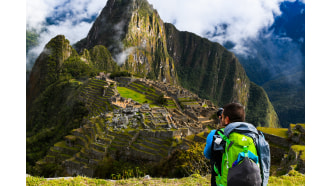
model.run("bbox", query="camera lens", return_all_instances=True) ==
[217,108,223,117]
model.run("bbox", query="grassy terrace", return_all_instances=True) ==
[130,145,158,157]
[164,98,177,109]
[128,82,158,96]
[257,127,289,139]
[138,135,173,146]
[130,82,157,95]
[79,78,115,117]
[137,138,170,150]
[178,97,199,107]
[178,97,197,102]
[117,86,157,107]
[54,141,80,151]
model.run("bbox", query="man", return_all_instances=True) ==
[204,103,270,186]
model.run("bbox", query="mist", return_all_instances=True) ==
[26,0,107,71]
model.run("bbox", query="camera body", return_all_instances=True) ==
[216,108,223,118]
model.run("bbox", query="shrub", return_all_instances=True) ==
[151,142,210,178]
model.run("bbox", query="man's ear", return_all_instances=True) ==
[225,116,230,125]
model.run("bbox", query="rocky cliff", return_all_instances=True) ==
[75,0,177,84]
[165,23,279,127]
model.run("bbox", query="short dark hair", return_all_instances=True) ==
[223,102,245,122]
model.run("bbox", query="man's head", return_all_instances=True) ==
[221,102,245,126]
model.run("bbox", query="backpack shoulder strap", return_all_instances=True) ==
[216,128,230,144]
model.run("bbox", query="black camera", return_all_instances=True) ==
[216,108,223,117]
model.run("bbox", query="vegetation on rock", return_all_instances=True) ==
[89,45,120,73]
[26,29,39,54]
[164,23,278,127]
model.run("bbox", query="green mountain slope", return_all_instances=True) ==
[263,72,305,127]
[164,23,279,127]
[26,36,119,173]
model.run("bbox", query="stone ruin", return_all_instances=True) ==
[38,76,222,177]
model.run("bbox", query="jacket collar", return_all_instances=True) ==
[224,122,258,136]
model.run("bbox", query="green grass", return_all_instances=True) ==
[185,134,195,142]
[27,173,304,186]
[196,132,206,139]
[291,145,305,161]
[257,127,288,138]
[117,86,157,106]
[268,170,305,185]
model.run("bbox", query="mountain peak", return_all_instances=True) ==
[27,35,75,109]
[75,0,177,84]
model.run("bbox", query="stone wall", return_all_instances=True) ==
[288,124,305,145]
[263,133,291,148]
[270,146,288,165]
[139,129,177,138]
[278,146,305,174]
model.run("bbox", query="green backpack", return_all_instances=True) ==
[213,129,262,186]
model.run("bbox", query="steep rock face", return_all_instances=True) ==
[75,0,177,84]
[165,23,279,127]
[27,35,75,109]
[89,45,120,73]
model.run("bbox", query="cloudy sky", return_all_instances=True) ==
[150,0,300,53]
[26,0,305,61]
[26,0,108,67]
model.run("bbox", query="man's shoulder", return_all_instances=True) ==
[208,129,216,136]
[224,122,257,135]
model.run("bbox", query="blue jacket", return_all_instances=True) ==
[203,129,216,159]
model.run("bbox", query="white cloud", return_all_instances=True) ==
[148,0,299,54]
[26,0,107,69]
[114,47,135,65]
[26,0,66,29]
